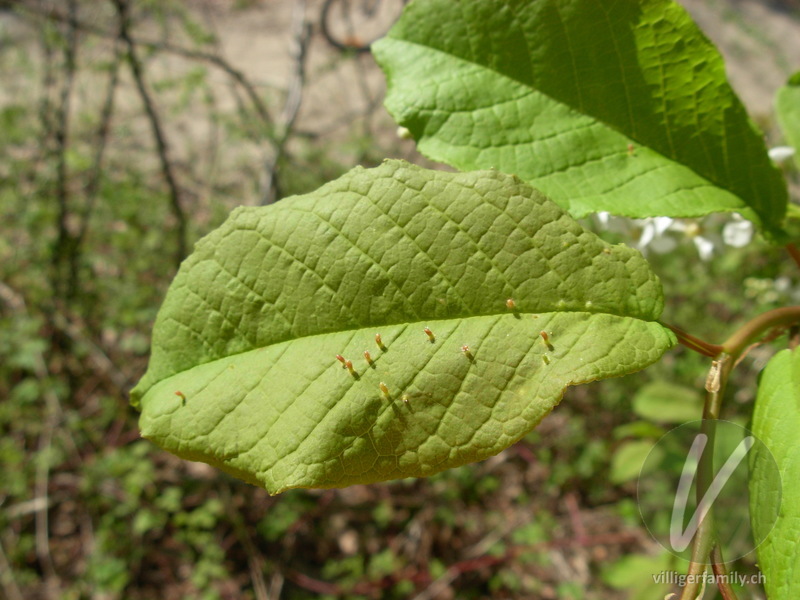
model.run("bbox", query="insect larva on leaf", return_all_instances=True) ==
[375,333,386,351]
[507,297,521,318]
[344,359,358,378]
[540,331,554,351]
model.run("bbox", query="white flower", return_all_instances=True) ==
[692,234,715,261]
[637,217,716,260]
[722,213,754,248]
[599,212,754,261]
[768,145,796,163]
[638,217,674,249]
[594,211,633,234]
[673,221,716,260]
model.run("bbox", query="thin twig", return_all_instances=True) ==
[50,0,79,300]
[112,0,187,266]
[34,395,59,599]
[73,39,123,279]
[16,2,273,127]
[268,571,285,600]
[349,48,385,148]
[261,0,311,205]
[711,545,740,600]
[0,535,25,600]
[33,3,57,183]
[219,483,270,600]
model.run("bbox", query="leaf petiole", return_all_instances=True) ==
[661,322,723,357]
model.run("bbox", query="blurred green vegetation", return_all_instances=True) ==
[1,1,798,599]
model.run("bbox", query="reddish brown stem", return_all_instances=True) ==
[787,243,800,269]
[661,322,724,357]
[711,545,739,600]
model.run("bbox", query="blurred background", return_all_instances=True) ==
[1,0,799,598]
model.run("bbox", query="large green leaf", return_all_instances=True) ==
[776,72,800,170]
[131,160,674,494]
[750,348,798,599]
[632,380,701,424]
[373,0,787,237]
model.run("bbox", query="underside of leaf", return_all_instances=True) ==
[132,160,674,494]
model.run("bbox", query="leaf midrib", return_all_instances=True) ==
[147,307,660,394]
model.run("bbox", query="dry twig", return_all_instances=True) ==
[73,39,123,269]
[0,534,25,600]
[260,0,311,205]
[112,0,187,266]
[15,2,273,127]
[50,0,79,300]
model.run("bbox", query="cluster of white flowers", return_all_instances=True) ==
[594,212,753,261]
[592,144,797,260]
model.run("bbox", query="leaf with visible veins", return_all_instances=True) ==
[132,160,674,494]
[373,0,787,238]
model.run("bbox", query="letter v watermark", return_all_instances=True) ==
[670,432,756,552]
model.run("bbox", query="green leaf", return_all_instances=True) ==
[632,380,702,424]
[750,348,797,600]
[775,72,800,170]
[373,0,787,237]
[602,551,675,600]
[610,439,659,484]
[131,160,674,494]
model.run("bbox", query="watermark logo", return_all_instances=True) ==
[652,571,765,587]
[637,420,781,562]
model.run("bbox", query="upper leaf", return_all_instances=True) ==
[373,0,787,237]
[131,160,674,494]
[750,348,798,600]
[776,71,800,170]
